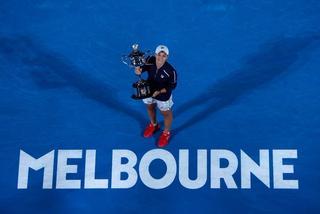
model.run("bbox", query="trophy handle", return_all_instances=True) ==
[121,55,131,66]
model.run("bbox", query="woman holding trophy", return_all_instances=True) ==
[135,45,177,147]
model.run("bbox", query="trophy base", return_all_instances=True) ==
[131,79,153,100]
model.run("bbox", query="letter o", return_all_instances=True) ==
[139,149,177,189]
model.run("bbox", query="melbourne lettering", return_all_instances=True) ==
[17,149,299,189]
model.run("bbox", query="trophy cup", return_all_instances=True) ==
[122,44,153,99]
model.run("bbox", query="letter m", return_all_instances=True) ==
[17,150,54,189]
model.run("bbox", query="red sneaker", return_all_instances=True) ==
[143,123,160,138]
[157,131,171,147]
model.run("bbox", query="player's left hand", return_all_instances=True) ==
[152,91,161,97]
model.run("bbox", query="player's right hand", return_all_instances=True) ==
[135,67,142,75]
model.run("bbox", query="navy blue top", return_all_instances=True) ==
[141,56,177,101]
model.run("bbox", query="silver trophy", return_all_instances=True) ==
[122,44,153,99]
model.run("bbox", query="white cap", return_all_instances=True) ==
[155,45,169,56]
